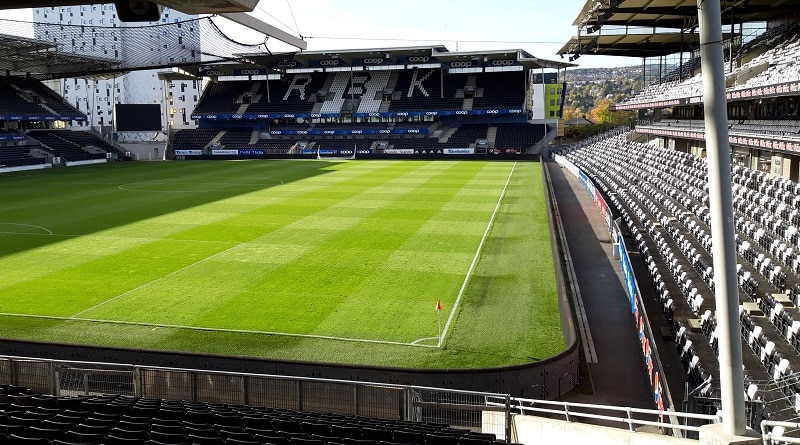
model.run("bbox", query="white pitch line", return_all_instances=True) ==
[0,312,438,348]
[118,178,285,193]
[438,161,517,347]
[411,336,439,345]
[0,223,53,235]
[69,242,246,319]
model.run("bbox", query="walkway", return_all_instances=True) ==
[546,160,686,410]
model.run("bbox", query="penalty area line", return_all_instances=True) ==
[0,312,438,349]
[438,161,517,348]
[0,223,54,235]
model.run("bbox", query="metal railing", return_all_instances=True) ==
[0,354,726,440]
[0,355,511,439]
[762,420,800,444]
[489,397,721,438]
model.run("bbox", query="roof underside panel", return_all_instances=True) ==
[563,0,800,57]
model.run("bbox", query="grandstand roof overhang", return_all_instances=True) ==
[572,0,800,30]
[561,0,800,58]
[434,49,575,70]
[558,30,735,58]
[0,33,122,78]
[194,46,574,76]
[157,68,201,81]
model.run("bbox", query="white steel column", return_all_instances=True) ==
[698,0,746,435]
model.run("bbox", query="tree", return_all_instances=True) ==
[590,98,614,124]
[590,97,634,128]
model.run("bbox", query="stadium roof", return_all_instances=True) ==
[560,0,800,58]
[201,45,574,76]
[558,30,736,59]
[0,33,122,77]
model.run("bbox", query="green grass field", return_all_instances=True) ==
[0,159,562,369]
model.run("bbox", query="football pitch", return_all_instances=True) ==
[0,159,562,369]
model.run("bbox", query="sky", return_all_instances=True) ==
[1,1,638,69]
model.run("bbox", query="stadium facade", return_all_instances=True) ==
[32,3,201,142]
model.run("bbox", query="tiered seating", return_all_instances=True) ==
[194,81,250,115]
[28,130,108,161]
[0,145,45,167]
[7,77,84,118]
[172,129,222,151]
[493,125,546,151]
[389,70,463,111]
[0,76,84,120]
[471,72,525,109]
[52,131,118,153]
[620,21,800,107]
[561,133,800,416]
[218,129,254,148]
[617,76,703,106]
[320,72,351,114]
[355,71,391,113]
[442,125,487,148]
[250,139,295,152]
[246,74,326,115]
[0,387,503,445]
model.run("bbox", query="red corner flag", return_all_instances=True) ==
[436,300,442,311]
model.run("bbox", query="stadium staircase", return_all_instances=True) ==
[378,72,399,113]
[205,131,226,149]
[438,127,457,143]
[486,127,498,149]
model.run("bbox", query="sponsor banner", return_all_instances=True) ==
[0,134,25,141]
[553,154,581,178]
[199,68,228,77]
[618,234,637,313]
[234,68,267,76]
[447,60,479,69]
[309,58,345,68]
[211,149,238,155]
[174,149,202,155]
[390,128,428,134]
[398,55,434,65]
[356,149,372,154]
[594,188,612,229]
[444,148,474,155]
[301,149,316,155]
[270,128,432,136]
[483,58,518,68]
[0,114,78,121]
[383,149,414,155]
[193,108,527,121]
[353,57,392,67]
[238,149,265,155]
[313,148,362,156]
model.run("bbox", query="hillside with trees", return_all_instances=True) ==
[560,65,643,138]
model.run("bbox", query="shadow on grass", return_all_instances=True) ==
[0,160,341,259]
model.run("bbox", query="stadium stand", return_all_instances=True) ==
[618,21,800,109]
[28,130,111,162]
[181,64,548,158]
[557,132,800,422]
[0,77,84,121]
[0,385,507,445]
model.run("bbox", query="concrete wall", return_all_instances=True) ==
[513,415,696,445]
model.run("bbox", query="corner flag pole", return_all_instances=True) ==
[436,299,443,347]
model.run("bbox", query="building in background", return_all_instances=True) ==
[33,4,201,142]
